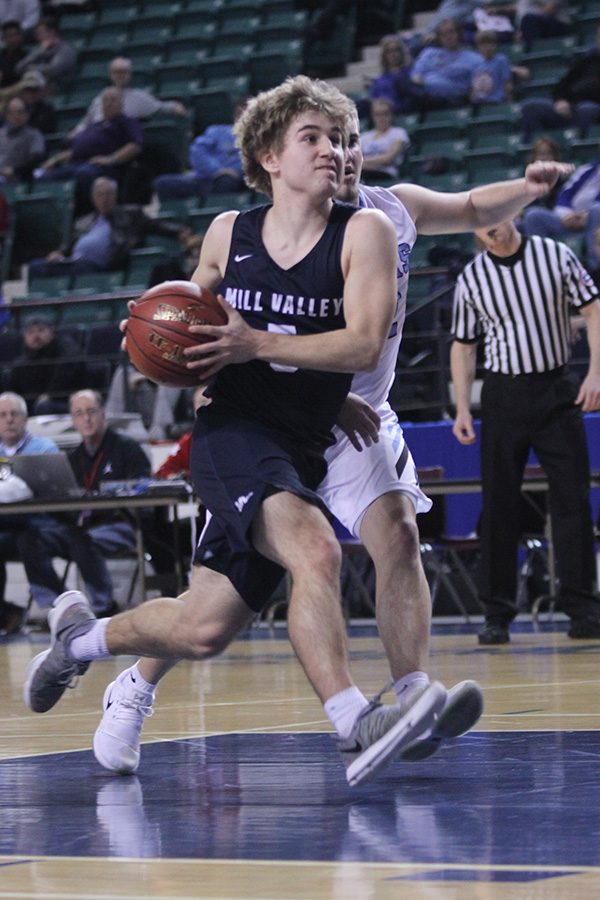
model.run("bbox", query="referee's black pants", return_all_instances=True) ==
[479,367,599,626]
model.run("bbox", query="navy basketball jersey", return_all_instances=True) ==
[211,202,357,451]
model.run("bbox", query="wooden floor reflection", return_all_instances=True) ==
[2,619,600,899]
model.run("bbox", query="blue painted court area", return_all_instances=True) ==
[2,731,600,868]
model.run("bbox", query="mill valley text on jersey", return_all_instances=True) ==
[208,203,359,453]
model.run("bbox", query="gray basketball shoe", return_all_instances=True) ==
[399,680,484,762]
[338,680,447,787]
[93,667,155,774]
[24,591,96,713]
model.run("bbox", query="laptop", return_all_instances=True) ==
[12,452,84,499]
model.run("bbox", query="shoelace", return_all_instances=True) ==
[111,692,154,723]
[361,679,395,716]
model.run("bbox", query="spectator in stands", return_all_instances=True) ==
[408,19,482,109]
[6,313,88,414]
[521,154,600,268]
[470,30,529,104]
[0,94,44,182]
[0,1,39,35]
[424,0,482,39]
[14,14,76,90]
[153,101,246,201]
[25,388,152,617]
[360,98,409,181]
[28,176,190,278]
[0,19,26,87]
[364,34,415,116]
[72,56,187,136]
[516,0,571,51]
[34,88,143,210]
[0,389,59,636]
[521,24,600,140]
[18,68,56,133]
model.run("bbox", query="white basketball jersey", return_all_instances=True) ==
[354,185,417,410]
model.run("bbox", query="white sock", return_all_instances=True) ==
[128,662,157,693]
[394,671,430,705]
[70,619,111,661]
[324,686,369,739]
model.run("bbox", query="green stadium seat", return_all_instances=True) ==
[202,190,254,209]
[27,276,72,296]
[261,9,308,30]
[60,11,98,38]
[204,73,251,94]
[186,0,223,9]
[248,49,303,92]
[60,300,117,324]
[9,297,61,326]
[303,13,356,77]
[87,31,128,52]
[71,272,125,294]
[125,248,165,287]
[12,186,75,266]
[218,14,261,36]
[188,206,230,234]
[128,22,174,44]
[142,115,193,173]
[190,84,249,130]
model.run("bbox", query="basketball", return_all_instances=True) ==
[126,281,227,388]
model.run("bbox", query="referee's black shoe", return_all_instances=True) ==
[478,623,510,645]
[568,617,600,639]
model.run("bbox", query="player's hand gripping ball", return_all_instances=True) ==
[126,281,227,387]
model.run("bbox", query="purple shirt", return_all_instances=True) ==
[70,114,143,163]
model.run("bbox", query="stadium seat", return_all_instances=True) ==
[12,186,75,267]
[71,272,125,294]
[27,276,72,296]
[248,49,303,92]
[60,299,117,324]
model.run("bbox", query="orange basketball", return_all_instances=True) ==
[126,281,227,388]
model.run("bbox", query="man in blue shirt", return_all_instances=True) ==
[153,101,246,201]
[27,176,190,277]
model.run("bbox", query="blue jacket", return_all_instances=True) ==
[189,124,242,179]
[554,161,600,217]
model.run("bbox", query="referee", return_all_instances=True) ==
[450,218,600,644]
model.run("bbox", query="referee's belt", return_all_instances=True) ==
[486,365,567,380]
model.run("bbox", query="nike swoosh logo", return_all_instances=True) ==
[234,254,252,262]
[130,673,136,683]
[106,692,114,709]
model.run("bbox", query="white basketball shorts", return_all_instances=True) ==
[319,403,432,540]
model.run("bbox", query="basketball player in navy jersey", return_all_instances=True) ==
[83,105,576,776]
[24,76,449,788]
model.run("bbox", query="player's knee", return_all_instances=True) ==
[292,530,342,583]
[173,619,232,659]
[384,514,421,566]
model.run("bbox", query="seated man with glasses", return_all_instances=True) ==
[28,389,151,617]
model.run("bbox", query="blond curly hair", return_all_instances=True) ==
[234,75,356,198]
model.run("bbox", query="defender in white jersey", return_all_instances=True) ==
[86,106,573,774]
[318,114,574,760]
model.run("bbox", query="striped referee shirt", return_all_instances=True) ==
[451,235,599,375]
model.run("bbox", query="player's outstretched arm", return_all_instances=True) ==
[185,208,398,376]
[392,161,575,236]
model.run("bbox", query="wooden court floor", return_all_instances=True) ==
[2,618,600,900]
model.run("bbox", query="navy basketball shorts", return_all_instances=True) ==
[190,404,328,611]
